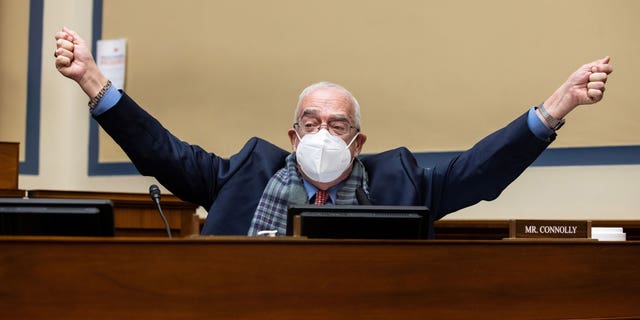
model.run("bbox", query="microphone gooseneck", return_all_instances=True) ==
[149,184,172,239]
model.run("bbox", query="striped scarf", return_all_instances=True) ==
[248,154,368,236]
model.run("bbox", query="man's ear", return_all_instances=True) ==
[288,129,299,151]
[352,133,367,157]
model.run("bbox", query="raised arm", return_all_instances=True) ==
[53,27,222,208]
[428,57,614,218]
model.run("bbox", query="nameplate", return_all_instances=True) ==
[509,220,592,239]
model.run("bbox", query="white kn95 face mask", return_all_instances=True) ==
[295,129,359,183]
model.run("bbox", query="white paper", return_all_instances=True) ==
[96,38,126,89]
[591,227,626,241]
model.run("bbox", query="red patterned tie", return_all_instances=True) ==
[314,190,329,206]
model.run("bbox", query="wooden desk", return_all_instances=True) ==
[1,237,638,319]
[0,189,25,198]
[27,190,199,237]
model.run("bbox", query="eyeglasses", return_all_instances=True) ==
[294,119,359,136]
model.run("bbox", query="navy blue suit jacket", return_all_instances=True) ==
[96,93,552,235]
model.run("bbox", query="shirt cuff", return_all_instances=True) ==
[527,107,554,141]
[90,84,122,116]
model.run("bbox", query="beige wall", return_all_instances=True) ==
[1,0,638,220]
[0,0,29,160]
[101,0,639,159]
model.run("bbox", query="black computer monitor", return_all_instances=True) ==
[286,205,431,239]
[0,198,115,236]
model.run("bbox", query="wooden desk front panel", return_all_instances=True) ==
[0,237,638,319]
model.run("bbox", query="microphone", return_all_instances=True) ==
[149,184,172,239]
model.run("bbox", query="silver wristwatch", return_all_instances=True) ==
[536,103,565,131]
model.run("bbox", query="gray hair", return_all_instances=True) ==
[293,81,361,129]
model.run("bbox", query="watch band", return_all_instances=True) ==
[88,80,112,112]
[536,103,565,131]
